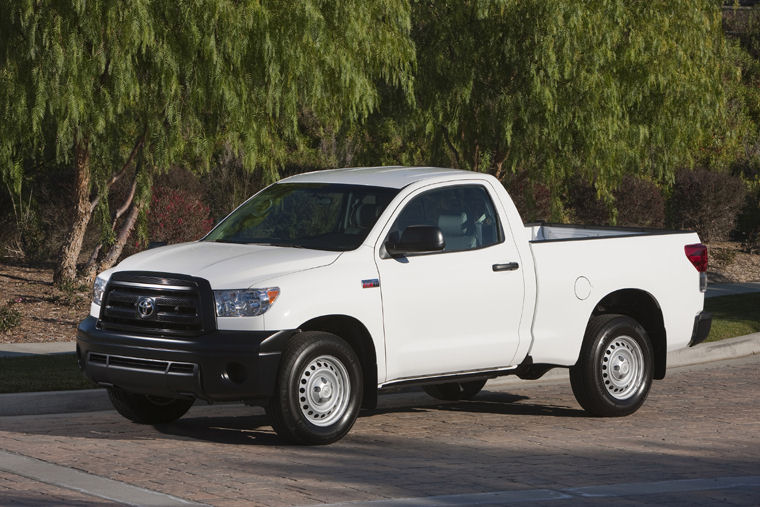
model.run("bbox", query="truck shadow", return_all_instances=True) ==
[152,391,584,445]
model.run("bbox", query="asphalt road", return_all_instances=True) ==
[0,355,758,506]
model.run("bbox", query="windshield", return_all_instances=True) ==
[203,183,399,251]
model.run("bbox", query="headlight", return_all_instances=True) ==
[93,277,107,306]
[214,288,280,317]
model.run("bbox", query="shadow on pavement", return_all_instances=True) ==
[0,389,588,448]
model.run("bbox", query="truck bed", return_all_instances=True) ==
[526,223,690,242]
[523,225,704,367]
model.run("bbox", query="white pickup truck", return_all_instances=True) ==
[77,166,711,444]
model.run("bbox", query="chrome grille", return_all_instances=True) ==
[98,272,213,337]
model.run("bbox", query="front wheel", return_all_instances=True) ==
[267,332,363,445]
[107,387,194,424]
[570,314,653,417]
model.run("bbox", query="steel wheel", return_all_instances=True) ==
[570,314,653,417]
[267,331,363,445]
[600,335,645,400]
[298,355,351,427]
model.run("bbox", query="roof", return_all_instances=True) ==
[280,166,479,189]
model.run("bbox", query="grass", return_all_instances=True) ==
[0,353,96,394]
[704,293,760,343]
[0,293,758,394]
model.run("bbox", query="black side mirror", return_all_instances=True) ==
[386,225,445,257]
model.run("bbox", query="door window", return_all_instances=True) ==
[388,185,504,253]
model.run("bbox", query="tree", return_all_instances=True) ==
[361,0,728,217]
[0,0,414,283]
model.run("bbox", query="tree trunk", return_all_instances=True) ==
[94,200,142,276]
[81,176,139,282]
[53,139,92,285]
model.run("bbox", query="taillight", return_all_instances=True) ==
[685,243,708,272]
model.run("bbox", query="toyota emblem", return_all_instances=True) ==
[136,297,156,319]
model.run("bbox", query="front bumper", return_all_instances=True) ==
[76,316,297,401]
[689,311,712,347]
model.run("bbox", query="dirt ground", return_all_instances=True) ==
[0,263,90,344]
[707,241,760,283]
[1,242,759,344]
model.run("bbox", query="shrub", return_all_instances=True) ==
[613,176,665,228]
[566,178,612,226]
[736,180,760,252]
[0,300,22,333]
[668,168,747,243]
[141,186,213,247]
[503,171,553,223]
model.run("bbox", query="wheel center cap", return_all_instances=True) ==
[613,356,630,376]
[313,378,332,401]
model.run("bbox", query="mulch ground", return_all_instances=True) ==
[1,241,759,344]
[0,263,89,344]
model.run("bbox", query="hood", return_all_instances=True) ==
[113,241,341,288]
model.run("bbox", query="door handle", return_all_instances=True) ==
[492,262,519,272]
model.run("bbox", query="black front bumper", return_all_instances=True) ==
[689,311,712,347]
[77,316,297,402]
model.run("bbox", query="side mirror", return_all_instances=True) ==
[386,225,445,257]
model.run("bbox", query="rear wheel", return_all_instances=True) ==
[107,387,194,424]
[267,332,363,445]
[570,314,653,417]
[423,379,487,401]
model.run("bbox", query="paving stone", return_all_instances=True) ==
[0,356,757,506]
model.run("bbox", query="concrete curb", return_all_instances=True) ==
[0,341,75,357]
[705,282,760,298]
[1,333,759,417]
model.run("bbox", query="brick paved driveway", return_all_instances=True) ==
[1,355,758,506]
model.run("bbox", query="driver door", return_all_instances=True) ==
[376,182,525,382]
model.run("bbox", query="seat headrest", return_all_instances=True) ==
[438,212,467,235]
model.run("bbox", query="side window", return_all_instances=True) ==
[388,184,504,253]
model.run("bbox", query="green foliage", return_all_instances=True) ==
[361,0,728,217]
[613,176,665,228]
[566,175,665,227]
[0,0,415,269]
[737,175,760,251]
[0,0,412,179]
[0,300,22,333]
[53,280,88,307]
[668,167,746,242]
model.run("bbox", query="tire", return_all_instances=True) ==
[267,331,363,445]
[107,387,194,424]
[570,314,653,417]
[423,379,487,401]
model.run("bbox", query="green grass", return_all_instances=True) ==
[0,293,758,394]
[704,293,760,343]
[0,353,96,394]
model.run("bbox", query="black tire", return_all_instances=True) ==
[423,379,487,401]
[266,331,363,445]
[570,314,653,417]
[107,387,194,424]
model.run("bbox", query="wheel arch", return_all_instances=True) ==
[588,289,667,379]
[298,314,379,409]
